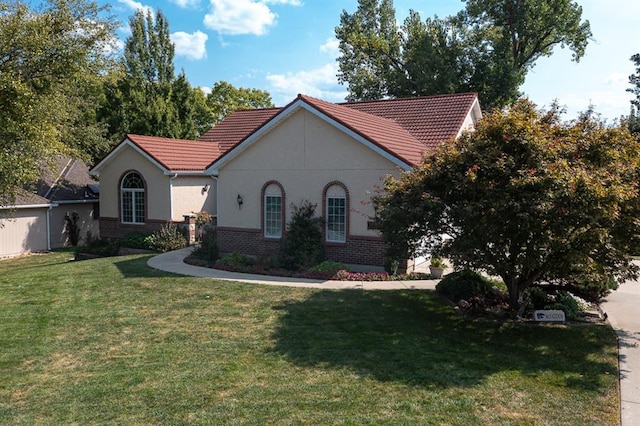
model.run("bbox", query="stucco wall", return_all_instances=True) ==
[217,108,399,236]
[0,208,49,257]
[49,203,100,248]
[96,145,171,221]
[171,176,216,221]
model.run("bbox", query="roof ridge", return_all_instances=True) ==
[337,92,478,106]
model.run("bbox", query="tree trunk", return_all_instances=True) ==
[506,281,524,314]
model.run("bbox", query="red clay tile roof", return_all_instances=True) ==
[127,134,221,172]
[298,95,429,166]
[198,108,280,154]
[342,92,479,152]
[202,92,478,168]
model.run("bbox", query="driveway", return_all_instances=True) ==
[602,278,640,426]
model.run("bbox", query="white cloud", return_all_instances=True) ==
[169,0,200,8]
[319,37,339,56]
[171,31,208,60]
[266,63,347,105]
[204,0,276,35]
[203,0,302,36]
[117,0,153,15]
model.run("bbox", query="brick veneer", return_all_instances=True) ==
[217,226,387,268]
[100,217,180,239]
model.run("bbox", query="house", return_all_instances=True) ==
[0,157,100,258]
[90,93,481,270]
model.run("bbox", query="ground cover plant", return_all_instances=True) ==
[0,252,619,424]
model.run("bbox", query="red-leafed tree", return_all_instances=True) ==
[375,99,640,310]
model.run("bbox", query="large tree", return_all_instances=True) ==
[99,9,210,141]
[0,0,117,207]
[336,0,591,109]
[374,100,640,310]
[627,53,640,135]
[206,81,274,124]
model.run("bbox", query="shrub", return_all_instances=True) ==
[76,235,119,257]
[435,269,496,302]
[308,261,350,274]
[120,232,152,249]
[546,291,581,320]
[215,253,255,270]
[524,287,584,320]
[190,229,218,262]
[145,223,188,252]
[279,200,324,270]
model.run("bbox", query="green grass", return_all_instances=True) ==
[0,252,619,425]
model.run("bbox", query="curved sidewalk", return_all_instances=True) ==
[147,247,439,291]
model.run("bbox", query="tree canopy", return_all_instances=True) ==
[627,53,640,135]
[336,0,591,109]
[0,0,118,207]
[207,81,274,124]
[374,99,640,310]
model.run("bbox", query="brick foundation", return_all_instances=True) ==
[99,217,188,240]
[217,226,388,269]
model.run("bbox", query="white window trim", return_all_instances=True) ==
[121,173,145,224]
[264,193,282,238]
[326,196,346,243]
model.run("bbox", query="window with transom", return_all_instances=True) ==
[121,172,145,224]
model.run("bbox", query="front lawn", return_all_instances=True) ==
[0,252,619,424]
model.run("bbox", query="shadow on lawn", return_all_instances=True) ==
[270,290,617,390]
[114,255,181,279]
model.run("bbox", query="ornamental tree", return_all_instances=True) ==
[374,99,640,310]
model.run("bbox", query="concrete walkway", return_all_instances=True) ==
[602,278,640,426]
[147,247,439,290]
[148,247,637,425]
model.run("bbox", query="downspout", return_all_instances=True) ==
[46,205,54,251]
[211,176,219,226]
[169,173,178,221]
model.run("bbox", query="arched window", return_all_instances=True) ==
[263,182,284,238]
[324,183,348,243]
[121,172,145,224]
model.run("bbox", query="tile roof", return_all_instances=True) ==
[198,108,280,154]
[342,92,479,152]
[298,95,429,166]
[126,134,221,172]
[201,92,479,168]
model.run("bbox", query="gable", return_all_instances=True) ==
[91,134,220,177]
[219,108,401,172]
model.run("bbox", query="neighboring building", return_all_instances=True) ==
[90,93,482,270]
[0,157,100,258]
[0,190,57,258]
[36,157,100,248]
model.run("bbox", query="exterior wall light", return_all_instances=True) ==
[237,193,243,209]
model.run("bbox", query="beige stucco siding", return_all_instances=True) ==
[171,176,216,221]
[217,108,400,237]
[0,208,49,257]
[96,145,171,221]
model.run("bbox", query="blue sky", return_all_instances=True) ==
[106,0,640,121]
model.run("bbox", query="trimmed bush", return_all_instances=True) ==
[279,200,324,270]
[144,223,188,252]
[191,229,218,262]
[120,232,152,250]
[435,269,496,302]
[308,261,350,274]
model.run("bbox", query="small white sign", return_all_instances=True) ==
[534,310,566,322]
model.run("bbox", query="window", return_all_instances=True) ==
[121,172,145,224]
[263,182,284,238]
[325,184,347,243]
